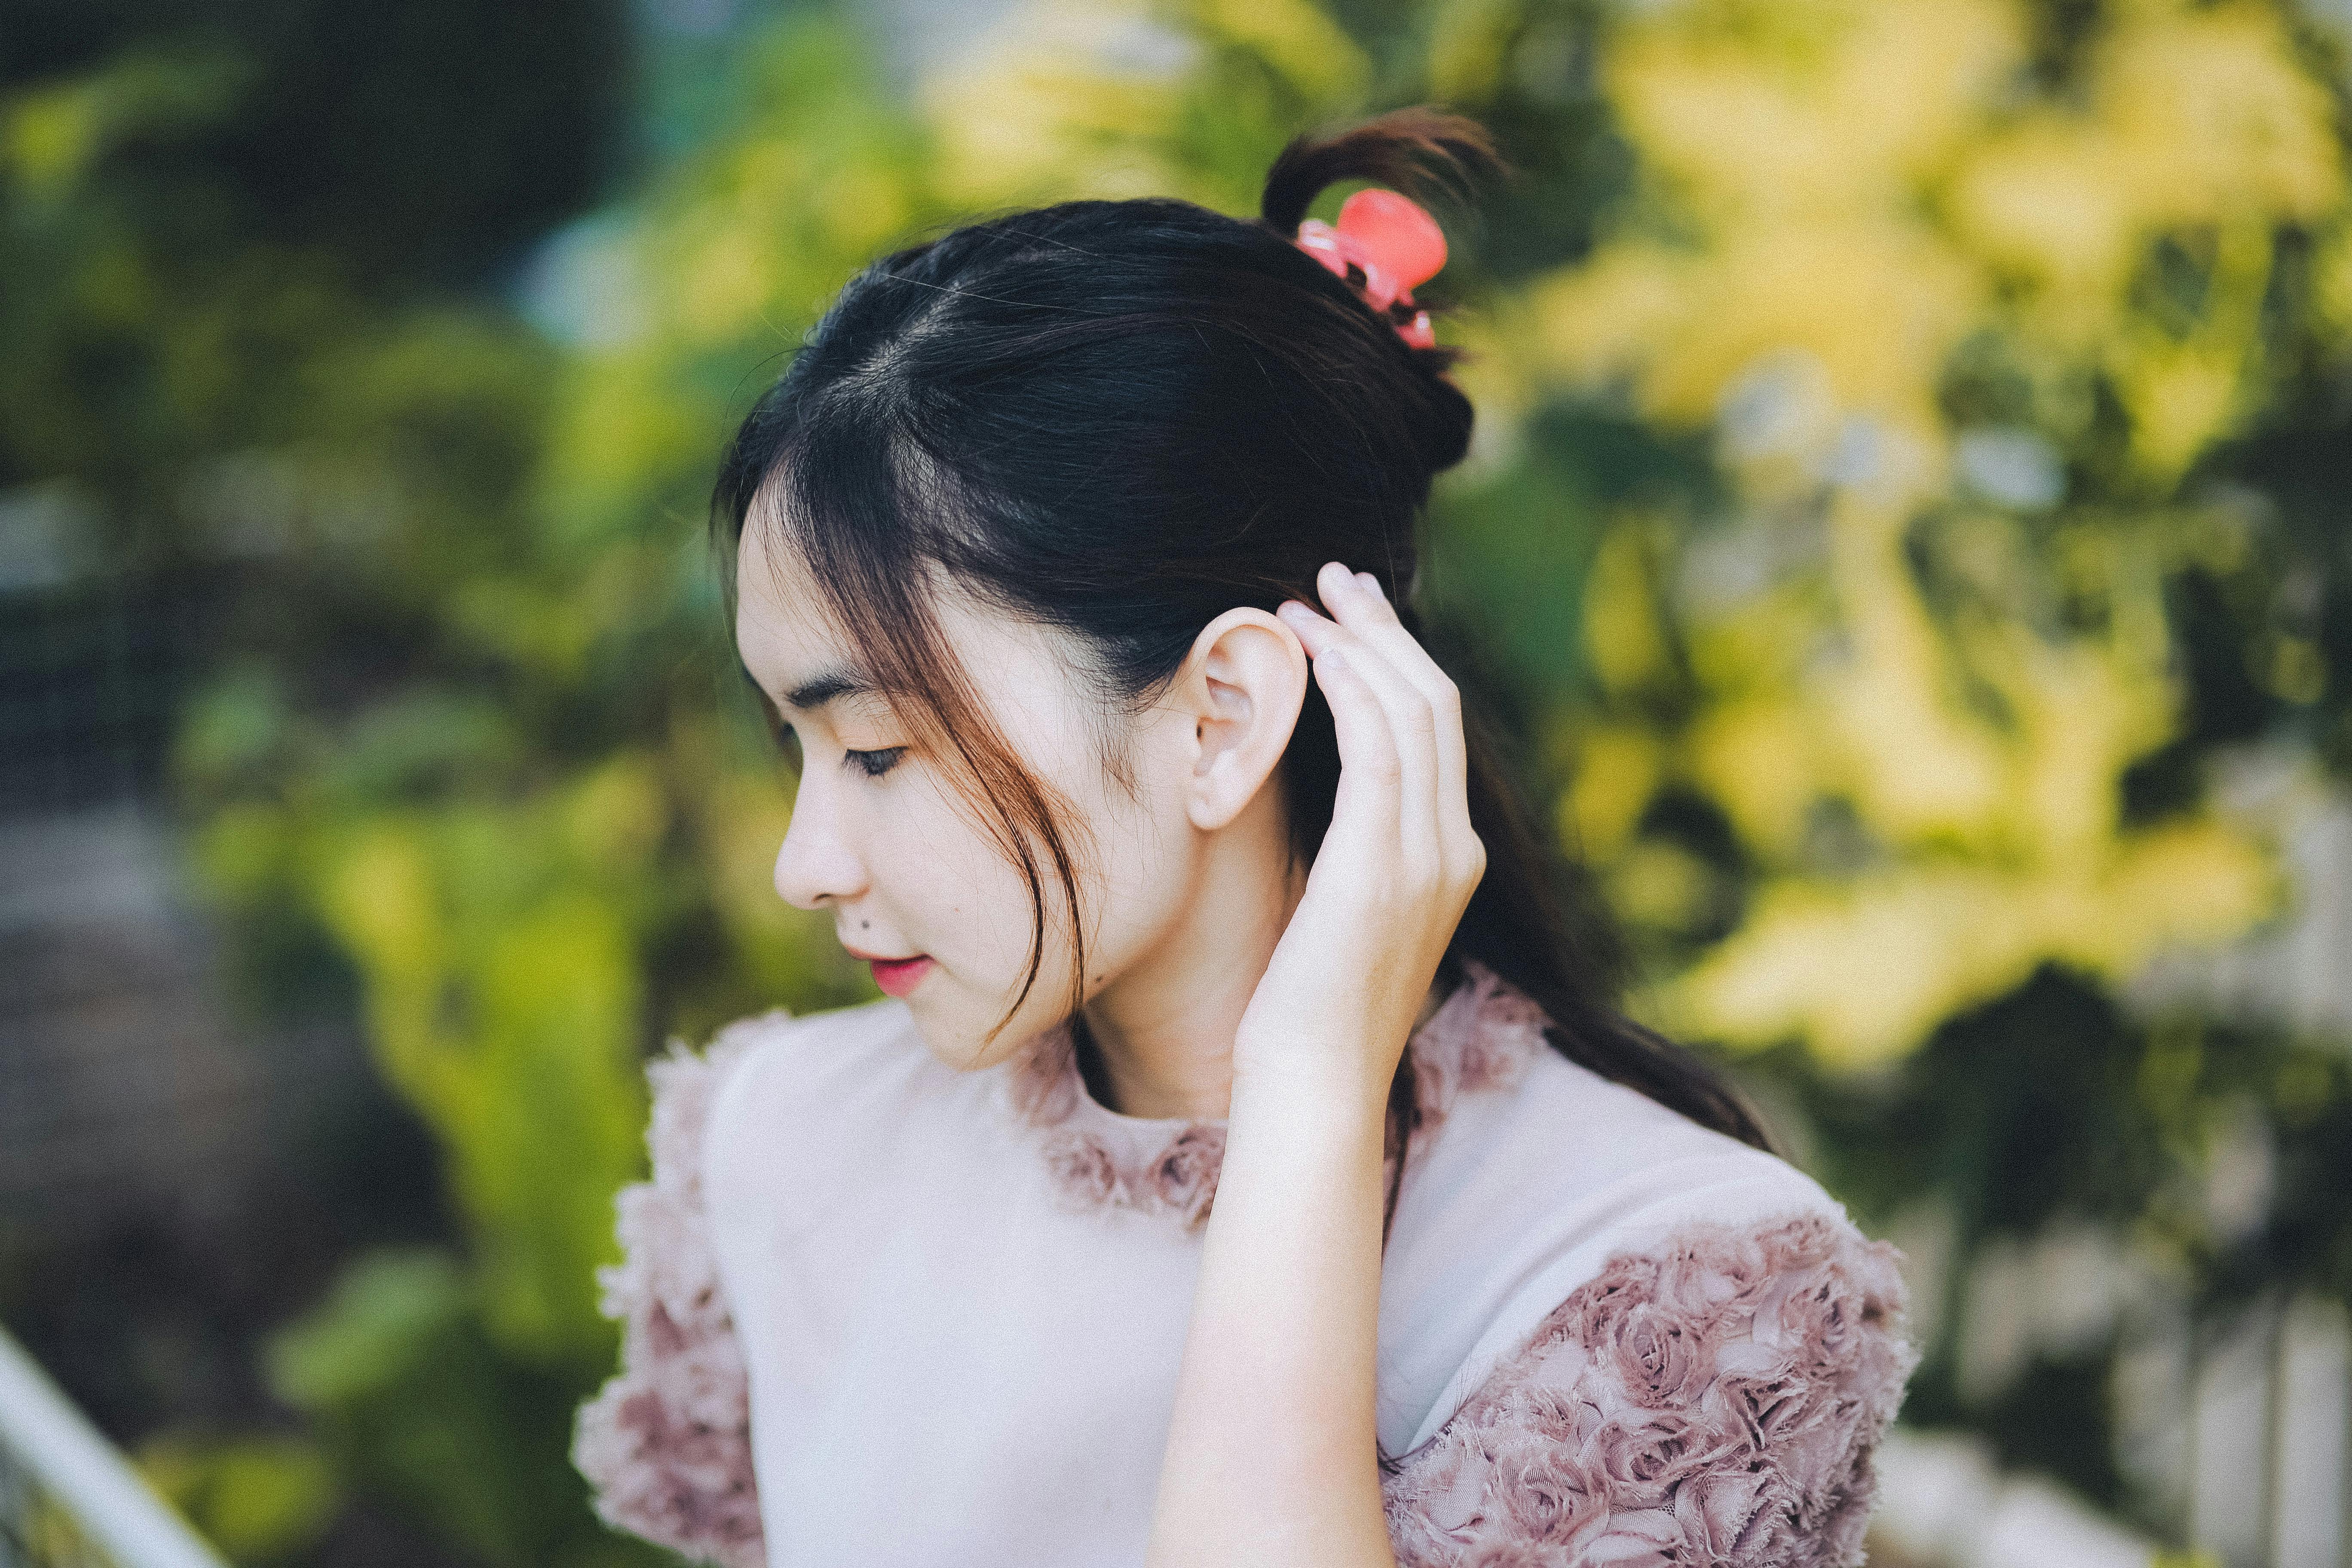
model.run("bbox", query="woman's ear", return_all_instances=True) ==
[1177,607,1309,832]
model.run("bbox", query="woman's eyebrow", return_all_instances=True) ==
[782,668,877,712]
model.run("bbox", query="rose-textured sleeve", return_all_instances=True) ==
[1381,1211,1920,1568]
[572,1035,766,1568]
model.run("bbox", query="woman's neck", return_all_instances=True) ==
[1076,793,1304,1122]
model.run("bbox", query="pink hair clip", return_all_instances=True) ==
[1295,188,1448,350]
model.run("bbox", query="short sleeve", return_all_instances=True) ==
[572,1031,769,1568]
[1380,1210,1919,1568]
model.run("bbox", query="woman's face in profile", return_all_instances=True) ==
[732,509,1202,1072]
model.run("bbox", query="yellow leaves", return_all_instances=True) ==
[1428,0,1522,101]
[562,750,671,879]
[2099,2,2341,230]
[1581,524,1672,695]
[2315,224,2352,346]
[1686,698,1816,861]
[2266,637,2328,706]
[319,821,457,1120]
[815,162,920,259]
[1193,0,1370,106]
[456,888,647,1360]
[1819,500,2007,843]
[1948,122,2143,321]
[189,800,294,905]
[1525,0,2337,1066]
[922,0,1197,208]
[919,0,1369,214]
[677,224,775,343]
[1947,3,2335,308]
[2082,819,2279,970]
[538,350,708,537]
[2109,330,2246,487]
[652,132,922,346]
[696,763,796,938]
[1669,865,2026,1069]
[1943,4,2332,478]
[299,767,689,1361]
[1528,0,2343,497]
[2105,220,2277,486]
[1563,725,1663,860]
[1532,224,1977,479]
[1579,484,2280,1063]
[1668,817,2278,1067]
[1606,839,1719,933]
[1525,243,1697,398]
[1607,0,2019,227]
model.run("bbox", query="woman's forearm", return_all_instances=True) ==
[1143,1055,1400,1568]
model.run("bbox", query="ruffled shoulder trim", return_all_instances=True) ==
[1381,1210,1919,1568]
[572,1020,775,1568]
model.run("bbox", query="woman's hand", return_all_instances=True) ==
[1144,561,1481,1568]
[1238,560,1486,1112]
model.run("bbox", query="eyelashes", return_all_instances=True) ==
[767,725,903,781]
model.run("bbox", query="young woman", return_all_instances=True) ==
[572,109,1917,1568]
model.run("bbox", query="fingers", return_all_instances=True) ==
[1302,640,1403,830]
[1276,564,1480,881]
[1308,569,1439,868]
[1320,565,1469,824]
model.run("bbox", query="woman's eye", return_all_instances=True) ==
[847,747,906,779]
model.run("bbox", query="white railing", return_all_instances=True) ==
[0,1325,225,1568]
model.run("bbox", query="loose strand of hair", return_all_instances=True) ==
[1259,106,1502,239]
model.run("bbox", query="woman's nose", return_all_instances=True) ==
[772,779,867,911]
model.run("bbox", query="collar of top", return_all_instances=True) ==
[999,960,1546,1231]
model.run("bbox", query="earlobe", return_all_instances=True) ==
[1181,608,1309,832]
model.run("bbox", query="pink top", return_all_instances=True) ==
[572,963,1918,1566]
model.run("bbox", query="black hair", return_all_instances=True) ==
[709,107,1774,1298]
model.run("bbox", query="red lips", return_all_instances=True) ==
[845,945,934,998]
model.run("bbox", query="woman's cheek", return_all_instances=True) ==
[903,802,1032,990]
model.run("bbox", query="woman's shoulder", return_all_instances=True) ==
[1376,985,1917,1565]
[680,992,920,1151]
[570,994,923,1565]
[1389,993,1857,1324]
[1381,1054,1871,1430]
[1380,1199,1917,1567]
[700,989,916,1087]
[1402,963,1825,1216]
[693,992,919,1091]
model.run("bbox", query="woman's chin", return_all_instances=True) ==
[913,1010,1043,1076]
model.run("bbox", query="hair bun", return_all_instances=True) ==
[1263,108,1498,480]
[1414,370,1476,475]
[1260,107,1500,242]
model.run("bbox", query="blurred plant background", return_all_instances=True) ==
[2,0,2349,1563]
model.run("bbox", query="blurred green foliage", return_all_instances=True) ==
[4,0,2350,1561]
[138,1430,340,1565]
